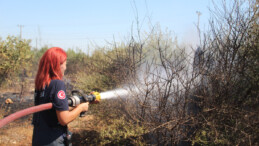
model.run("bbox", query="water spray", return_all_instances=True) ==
[100,88,129,100]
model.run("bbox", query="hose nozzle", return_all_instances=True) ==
[89,91,101,104]
[68,90,101,107]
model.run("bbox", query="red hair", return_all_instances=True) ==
[35,47,67,90]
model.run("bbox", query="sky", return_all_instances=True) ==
[0,0,212,53]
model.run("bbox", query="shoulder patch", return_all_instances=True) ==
[57,90,66,99]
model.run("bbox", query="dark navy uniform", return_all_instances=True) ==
[32,80,70,146]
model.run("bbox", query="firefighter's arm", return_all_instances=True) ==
[56,102,89,126]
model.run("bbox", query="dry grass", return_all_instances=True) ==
[0,117,33,146]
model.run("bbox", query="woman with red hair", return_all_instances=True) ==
[32,47,88,146]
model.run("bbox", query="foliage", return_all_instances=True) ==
[66,48,90,75]
[113,0,259,145]
[188,0,259,145]
[68,46,133,93]
[99,116,146,145]
[86,99,146,145]
[73,72,111,93]
[0,36,33,87]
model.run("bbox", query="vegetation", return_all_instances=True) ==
[0,0,258,145]
[0,36,32,87]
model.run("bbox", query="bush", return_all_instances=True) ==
[186,0,259,145]
[111,0,259,145]
[99,116,146,145]
[67,46,133,93]
[0,36,33,87]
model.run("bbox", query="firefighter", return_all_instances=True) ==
[32,47,89,146]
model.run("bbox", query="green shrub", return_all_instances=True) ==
[0,36,33,86]
[99,116,146,145]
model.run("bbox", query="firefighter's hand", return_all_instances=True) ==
[79,102,89,112]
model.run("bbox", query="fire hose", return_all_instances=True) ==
[0,90,101,128]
